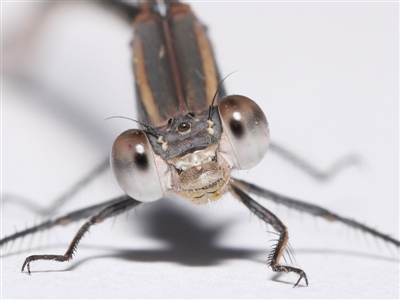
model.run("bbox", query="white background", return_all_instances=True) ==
[2,1,399,299]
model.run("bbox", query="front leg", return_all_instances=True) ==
[231,184,308,287]
[21,198,141,274]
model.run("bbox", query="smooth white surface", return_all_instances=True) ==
[2,1,399,299]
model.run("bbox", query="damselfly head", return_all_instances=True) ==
[110,95,269,205]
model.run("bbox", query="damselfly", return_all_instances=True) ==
[2,0,399,297]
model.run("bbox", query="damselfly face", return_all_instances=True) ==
[111,95,270,204]
[2,1,398,299]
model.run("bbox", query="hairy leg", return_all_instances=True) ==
[231,183,308,287]
[20,197,141,274]
[233,178,400,247]
[0,195,132,247]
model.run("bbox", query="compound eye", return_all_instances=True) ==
[218,95,270,169]
[111,130,164,202]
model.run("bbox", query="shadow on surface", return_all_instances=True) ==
[66,200,265,270]
[66,246,262,272]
